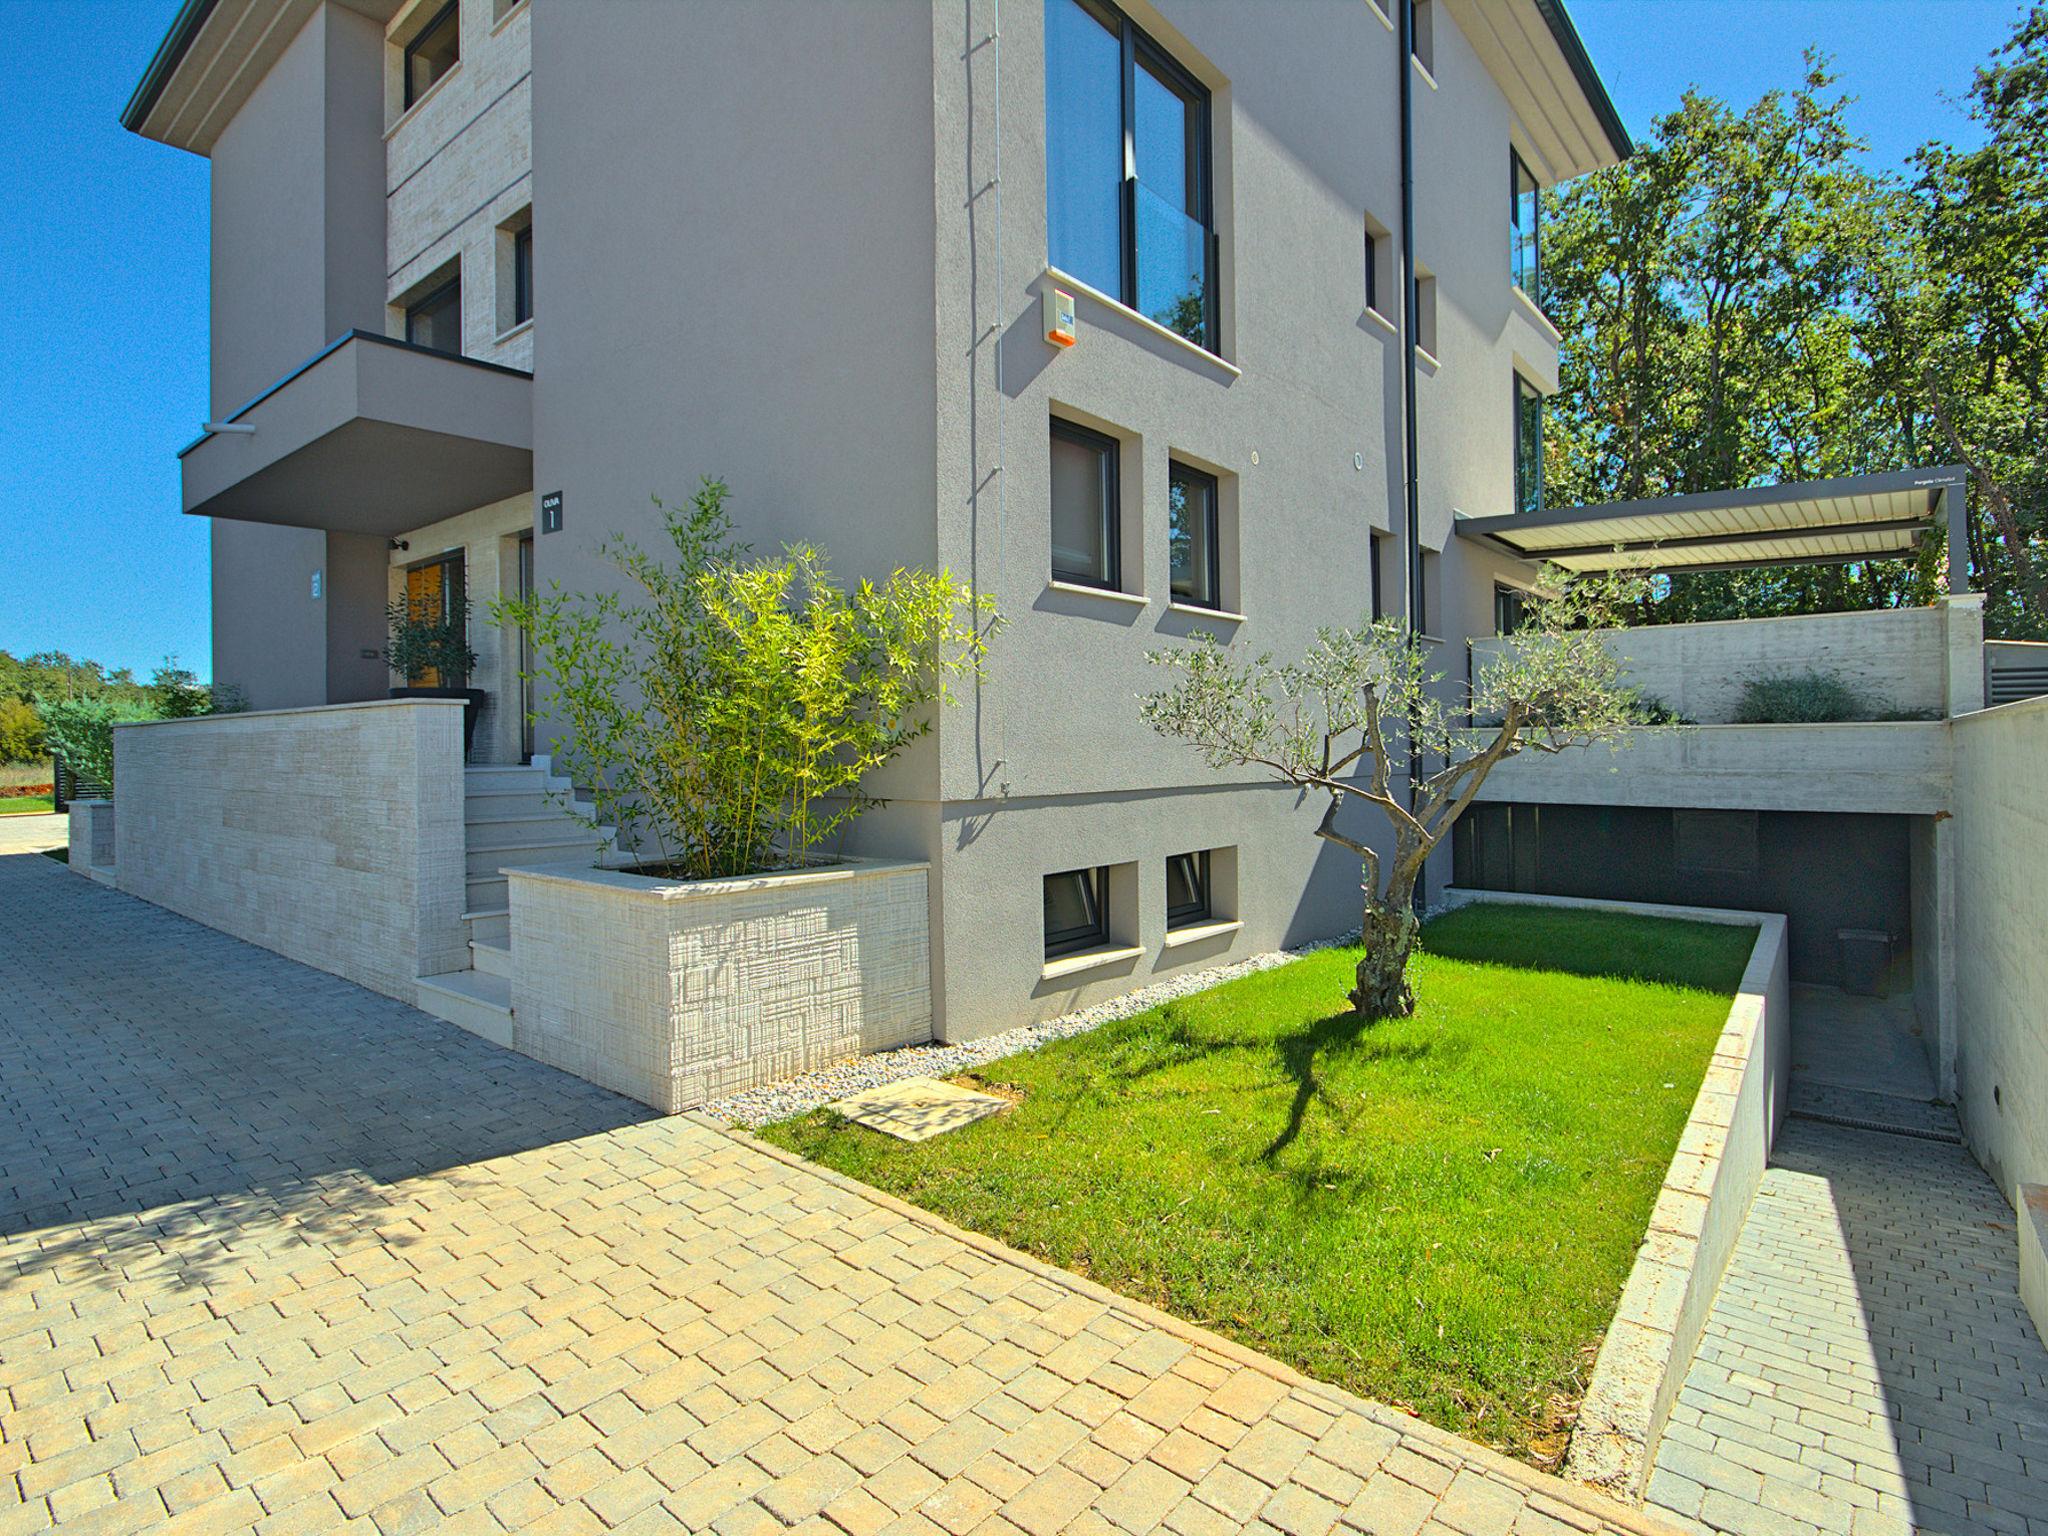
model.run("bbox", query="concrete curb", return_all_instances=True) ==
[1440,889,1790,1506]
[701,1113,1686,1536]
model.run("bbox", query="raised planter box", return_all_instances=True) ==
[505,858,933,1113]
[1442,888,1789,1506]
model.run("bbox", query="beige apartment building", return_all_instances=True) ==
[128,0,1635,1043]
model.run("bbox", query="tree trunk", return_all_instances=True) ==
[1352,899,1420,1020]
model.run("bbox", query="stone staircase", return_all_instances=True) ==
[415,761,614,1047]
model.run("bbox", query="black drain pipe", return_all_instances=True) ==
[1397,0,1423,636]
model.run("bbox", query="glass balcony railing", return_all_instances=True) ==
[1132,180,1213,352]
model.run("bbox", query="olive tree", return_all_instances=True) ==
[1139,569,1650,1019]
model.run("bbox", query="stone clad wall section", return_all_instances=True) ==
[111,699,468,1003]
[508,859,933,1113]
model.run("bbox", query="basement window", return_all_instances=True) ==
[1165,851,1212,929]
[1044,867,1111,958]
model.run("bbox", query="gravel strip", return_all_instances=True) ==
[702,929,1361,1129]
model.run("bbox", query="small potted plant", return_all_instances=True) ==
[386,595,486,755]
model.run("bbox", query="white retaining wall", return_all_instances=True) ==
[507,858,933,1113]
[1442,889,1790,1504]
[1951,696,2048,1221]
[111,699,469,1005]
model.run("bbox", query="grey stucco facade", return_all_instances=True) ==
[127,0,1623,1041]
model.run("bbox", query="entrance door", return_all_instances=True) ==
[516,534,535,763]
[402,554,466,687]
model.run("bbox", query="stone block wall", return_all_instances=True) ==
[111,699,469,1004]
[507,859,933,1113]
[1951,694,2048,1207]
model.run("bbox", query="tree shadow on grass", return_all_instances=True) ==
[1262,1010,1432,1162]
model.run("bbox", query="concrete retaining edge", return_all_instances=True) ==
[1439,888,1790,1505]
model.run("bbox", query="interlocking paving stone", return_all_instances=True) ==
[1650,1115,2048,1536]
[0,852,1675,1536]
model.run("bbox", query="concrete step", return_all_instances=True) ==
[464,791,556,818]
[466,814,588,849]
[417,969,513,1048]
[464,764,545,787]
[466,875,508,912]
[466,840,589,880]
[463,906,510,946]
[469,939,512,979]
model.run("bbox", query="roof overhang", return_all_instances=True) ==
[1456,467,1970,583]
[1443,0,1632,181]
[122,0,397,154]
[180,332,533,537]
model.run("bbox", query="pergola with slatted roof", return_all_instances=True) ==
[1456,467,1972,590]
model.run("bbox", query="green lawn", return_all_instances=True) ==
[763,903,1755,1462]
[0,795,54,815]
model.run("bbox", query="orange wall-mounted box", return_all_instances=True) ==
[1044,286,1077,348]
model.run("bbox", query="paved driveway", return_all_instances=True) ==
[1649,992,2048,1536]
[0,852,1664,1536]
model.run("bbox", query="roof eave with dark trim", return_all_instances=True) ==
[120,0,218,134]
[1531,0,1634,162]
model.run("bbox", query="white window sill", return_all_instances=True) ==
[1167,602,1245,623]
[1043,266,1242,379]
[493,318,535,346]
[1047,580,1147,607]
[1415,347,1441,375]
[1041,943,1145,982]
[491,0,530,36]
[1512,285,1562,344]
[1412,57,1439,91]
[1364,305,1398,337]
[1163,918,1242,949]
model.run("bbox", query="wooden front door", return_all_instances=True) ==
[402,555,465,687]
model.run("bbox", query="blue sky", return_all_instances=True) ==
[0,1,2020,680]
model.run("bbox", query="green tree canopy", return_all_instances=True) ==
[1543,11,2048,637]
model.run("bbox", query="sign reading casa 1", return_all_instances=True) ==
[541,490,563,534]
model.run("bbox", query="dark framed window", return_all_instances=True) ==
[1511,150,1541,307]
[403,1,460,109]
[1045,0,1217,352]
[1049,418,1120,588]
[1514,374,1543,515]
[1370,532,1385,622]
[406,273,462,356]
[1167,461,1219,608]
[1165,851,1210,929]
[1044,867,1110,957]
[513,224,533,325]
[1494,584,1529,636]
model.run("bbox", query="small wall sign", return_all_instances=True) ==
[541,490,564,533]
[311,569,323,599]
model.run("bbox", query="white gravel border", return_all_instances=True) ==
[701,928,1363,1129]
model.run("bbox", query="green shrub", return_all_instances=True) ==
[497,477,998,879]
[1731,669,1876,723]
[35,695,157,792]
[1626,692,1691,725]
[386,597,477,686]
[0,697,44,762]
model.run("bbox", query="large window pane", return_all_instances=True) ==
[1045,0,1215,353]
[407,276,462,356]
[1511,152,1541,306]
[1167,461,1218,607]
[405,1,460,108]
[1514,375,1543,515]
[1050,420,1119,587]
[1044,867,1108,956]
[1045,0,1123,298]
